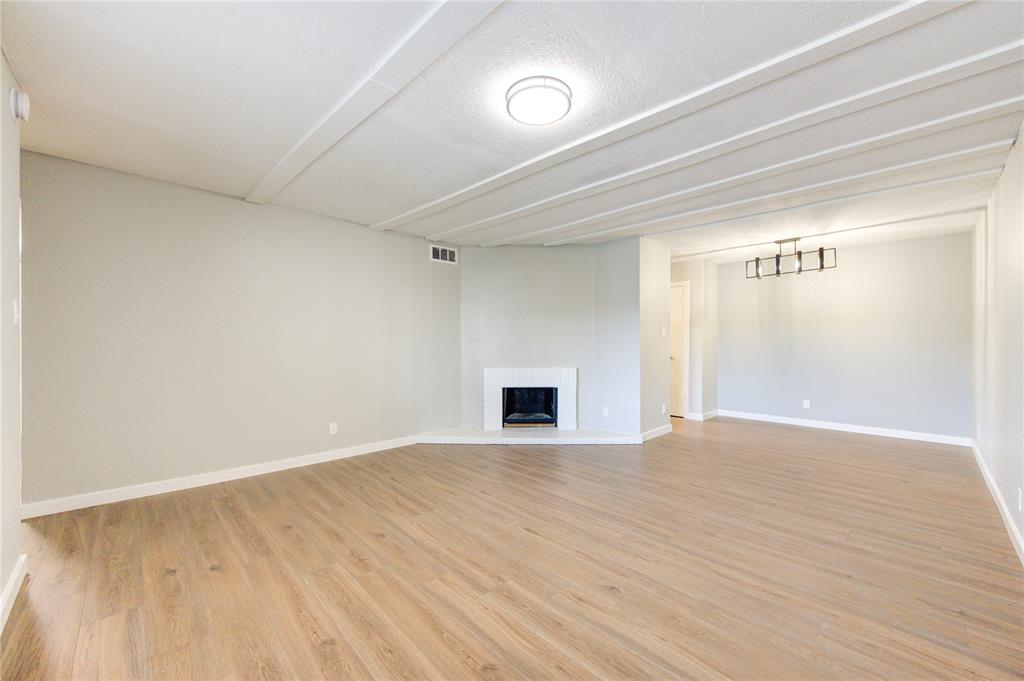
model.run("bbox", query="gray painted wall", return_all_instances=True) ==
[703,261,719,413]
[460,238,649,434]
[459,245,598,428]
[716,231,973,437]
[639,239,671,433]
[593,239,641,434]
[1,52,23,592]
[974,131,1023,556]
[21,152,461,503]
[460,244,598,428]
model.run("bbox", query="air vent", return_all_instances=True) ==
[430,244,457,265]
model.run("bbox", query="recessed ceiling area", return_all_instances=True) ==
[3,0,1022,258]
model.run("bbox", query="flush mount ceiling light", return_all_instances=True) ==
[506,76,572,125]
[746,238,837,280]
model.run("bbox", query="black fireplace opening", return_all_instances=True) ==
[502,387,557,427]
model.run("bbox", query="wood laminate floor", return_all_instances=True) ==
[3,417,1022,680]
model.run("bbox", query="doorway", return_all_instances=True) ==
[669,282,690,418]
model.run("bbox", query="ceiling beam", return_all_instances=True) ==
[435,41,1024,242]
[546,165,1005,245]
[245,0,501,204]
[370,0,966,232]
[668,208,985,262]
[485,96,1024,246]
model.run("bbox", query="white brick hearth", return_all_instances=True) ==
[484,367,577,431]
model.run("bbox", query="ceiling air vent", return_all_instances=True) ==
[430,244,457,265]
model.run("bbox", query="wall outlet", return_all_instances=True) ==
[661,403,666,415]
[329,422,338,435]
[661,325,667,337]
[802,399,811,409]
[602,406,609,417]
[1018,487,1022,513]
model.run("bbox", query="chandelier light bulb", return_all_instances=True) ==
[746,238,837,280]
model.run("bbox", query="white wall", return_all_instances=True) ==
[639,239,670,433]
[21,152,461,503]
[974,131,1023,562]
[716,232,973,438]
[0,51,23,602]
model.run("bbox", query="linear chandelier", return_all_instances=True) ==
[746,237,836,279]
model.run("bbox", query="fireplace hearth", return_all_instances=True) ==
[502,387,557,427]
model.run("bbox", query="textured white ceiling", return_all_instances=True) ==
[273,1,892,223]
[3,1,1022,256]
[1,1,434,196]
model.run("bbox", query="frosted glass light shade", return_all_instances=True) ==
[506,76,571,125]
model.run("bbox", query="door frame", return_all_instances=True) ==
[669,281,690,418]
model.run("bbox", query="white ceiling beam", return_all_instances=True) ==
[435,42,1024,242]
[245,0,501,204]
[668,208,985,262]
[371,0,966,232]
[553,169,999,246]
[545,155,1007,245]
[485,96,1024,246]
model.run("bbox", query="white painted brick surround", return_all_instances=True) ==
[484,368,578,431]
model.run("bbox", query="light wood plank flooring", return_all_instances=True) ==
[3,417,1022,680]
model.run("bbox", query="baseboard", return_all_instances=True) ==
[418,429,641,445]
[21,435,419,519]
[642,424,673,441]
[971,442,1024,568]
[683,410,718,422]
[1,554,28,634]
[715,410,971,446]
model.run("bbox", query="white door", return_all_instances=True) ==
[669,283,689,417]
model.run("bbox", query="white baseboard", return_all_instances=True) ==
[642,424,673,441]
[715,410,971,446]
[419,429,641,445]
[1,554,28,634]
[683,410,718,422]
[972,442,1024,568]
[21,435,419,519]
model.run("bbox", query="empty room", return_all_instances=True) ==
[1,0,1022,679]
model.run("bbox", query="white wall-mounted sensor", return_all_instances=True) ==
[9,89,29,122]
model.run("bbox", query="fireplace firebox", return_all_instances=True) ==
[502,387,557,427]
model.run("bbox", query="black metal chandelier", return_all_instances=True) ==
[746,238,836,280]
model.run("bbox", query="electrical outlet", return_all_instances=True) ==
[602,406,609,417]
[661,403,666,415]
[329,422,338,435]
[1018,487,1022,513]
[803,399,811,409]
[661,325,667,337]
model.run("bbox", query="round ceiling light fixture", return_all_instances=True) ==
[506,76,572,125]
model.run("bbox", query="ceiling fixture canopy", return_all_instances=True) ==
[746,238,836,280]
[506,76,572,125]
